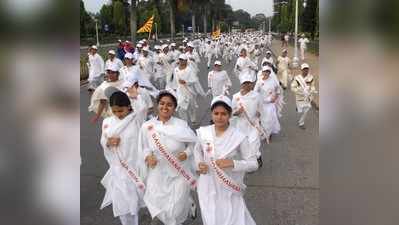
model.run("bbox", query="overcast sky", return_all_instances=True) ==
[83,0,274,17]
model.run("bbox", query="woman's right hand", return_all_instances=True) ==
[145,153,158,169]
[198,162,209,174]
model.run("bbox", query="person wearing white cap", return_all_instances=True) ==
[291,63,317,129]
[137,90,198,225]
[261,51,274,68]
[254,66,282,142]
[137,47,154,83]
[234,48,258,81]
[203,39,215,69]
[99,91,144,225]
[167,43,180,69]
[154,45,173,90]
[119,52,138,81]
[207,60,232,98]
[194,95,258,225]
[122,75,153,125]
[276,49,292,89]
[185,43,201,75]
[168,54,202,124]
[88,64,124,124]
[105,49,124,73]
[87,45,105,91]
[298,33,310,60]
[232,73,264,166]
[266,32,273,48]
[222,42,233,63]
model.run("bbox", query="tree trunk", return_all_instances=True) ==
[130,0,137,43]
[191,12,196,37]
[168,0,176,39]
[203,6,207,34]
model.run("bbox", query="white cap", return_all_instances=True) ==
[122,75,140,89]
[124,52,134,60]
[211,95,232,109]
[142,46,149,52]
[91,45,98,50]
[266,50,272,54]
[142,38,147,42]
[282,49,288,53]
[262,66,272,72]
[301,63,310,70]
[171,43,176,46]
[187,42,194,48]
[125,40,131,44]
[161,44,169,50]
[136,43,142,48]
[139,40,144,44]
[108,50,116,55]
[106,64,120,72]
[154,45,161,50]
[214,60,222,66]
[239,73,255,84]
[183,39,188,43]
[118,39,122,42]
[178,54,188,60]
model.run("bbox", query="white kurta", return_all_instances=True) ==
[105,58,124,71]
[100,112,144,217]
[138,117,198,225]
[88,80,123,117]
[194,125,258,225]
[232,91,263,156]
[137,55,154,82]
[207,70,232,98]
[88,53,104,81]
[254,76,281,136]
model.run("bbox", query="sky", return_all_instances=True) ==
[83,0,274,17]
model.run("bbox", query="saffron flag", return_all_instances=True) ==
[137,15,154,33]
[212,27,221,39]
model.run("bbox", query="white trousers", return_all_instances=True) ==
[119,214,138,225]
[298,105,311,126]
[300,47,306,60]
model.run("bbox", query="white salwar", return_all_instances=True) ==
[231,91,263,157]
[138,117,198,225]
[100,112,144,225]
[88,80,123,118]
[277,56,291,88]
[254,75,282,136]
[207,70,232,98]
[194,125,258,225]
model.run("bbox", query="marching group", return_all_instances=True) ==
[85,31,317,225]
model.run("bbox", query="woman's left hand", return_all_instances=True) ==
[215,159,234,169]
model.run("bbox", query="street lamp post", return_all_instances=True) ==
[94,18,100,47]
[293,0,307,68]
[182,25,185,38]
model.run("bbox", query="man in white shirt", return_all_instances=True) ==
[87,45,105,92]
[105,50,124,72]
[298,33,310,60]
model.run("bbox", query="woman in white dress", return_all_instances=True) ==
[194,95,259,225]
[254,66,282,141]
[100,91,146,225]
[138,91,198,225]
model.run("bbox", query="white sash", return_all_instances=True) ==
[198,127,246,194]
[146,124,197,188]
[106,114,146,193]
[236,96,268,140]
[295,75,312,102]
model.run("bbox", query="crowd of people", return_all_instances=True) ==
[85,31,317,225]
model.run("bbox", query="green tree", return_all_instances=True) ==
[113,1,126,34]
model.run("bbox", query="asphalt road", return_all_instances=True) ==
[80,45,319,225]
